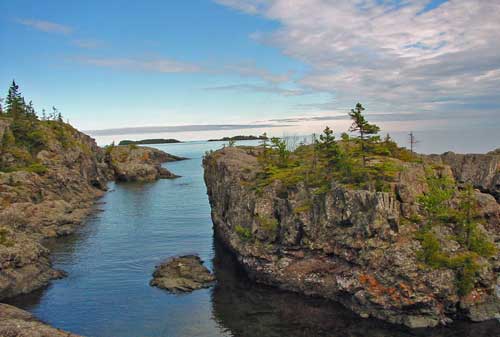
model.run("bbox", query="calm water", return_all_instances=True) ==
[6,141,499,337]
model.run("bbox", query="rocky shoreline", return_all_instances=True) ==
[0,119,184,302]
[0,303,82,336]
[203,146,500,328]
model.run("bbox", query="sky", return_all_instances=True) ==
[0,0,499,152]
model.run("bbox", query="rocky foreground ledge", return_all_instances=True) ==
[0,303,81,337]
[203,147,500,328]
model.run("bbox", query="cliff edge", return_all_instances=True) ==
[203,146,499,328]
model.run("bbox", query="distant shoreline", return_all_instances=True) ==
[207,135,267,142]
[119,138,181,145]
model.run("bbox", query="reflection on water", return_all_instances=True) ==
[211,240,499,337]
[5,141,499,337]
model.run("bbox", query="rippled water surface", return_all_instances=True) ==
[7,141,499,337]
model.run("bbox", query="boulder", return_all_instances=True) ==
[150,255,215,293]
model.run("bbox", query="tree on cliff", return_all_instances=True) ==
[348,103,380,166]
[5,80,25,117]
[316,126,343,173]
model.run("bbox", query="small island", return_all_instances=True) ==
[208,135,268,142]
[119,138,181,145]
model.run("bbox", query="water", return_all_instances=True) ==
[6,141,499,337]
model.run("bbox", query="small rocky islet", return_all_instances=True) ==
[150,255,215,293]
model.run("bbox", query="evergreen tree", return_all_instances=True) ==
[5,80,25,117]
[0,98,3,116]
[348,103,380,165]
[317,126,343,173]
[270,137,289,167]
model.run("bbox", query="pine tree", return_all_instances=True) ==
[317,126,343,174]
[348,103,380,166]
[5,80,25,117]
[270,137,289,167]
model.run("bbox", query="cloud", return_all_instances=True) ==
[214,0,500,115]
[75,57,202,73]
[74,56,292,84]
[214,0,267,14]
[86,123,290,136]
[17,18,72,35]
[71,39,104,49]
[204,83,310,96]
[223,62,292,84]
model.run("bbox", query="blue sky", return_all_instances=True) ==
[0,0,499,152]
[0,0,325,129]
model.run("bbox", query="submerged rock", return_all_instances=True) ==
[0,303,81,336]
[150,255,215,293]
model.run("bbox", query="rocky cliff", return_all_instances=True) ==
[0,118,183,300]
[203,147,500,328]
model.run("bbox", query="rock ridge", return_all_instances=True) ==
[203,146,500,328]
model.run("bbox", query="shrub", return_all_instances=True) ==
[258,215,279,234]
[0,228,14,247]
[235,225,252,241]
[26,162,48,175]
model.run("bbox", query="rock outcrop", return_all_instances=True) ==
[432,150,500,202]
[0,120,111,299]
[0,303,81,336]
[203,147,500,328]
[107,145,185,182]
[150,255,216,293]
[0,118,184,300]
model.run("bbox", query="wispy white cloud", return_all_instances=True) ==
[17,18,72,35]
[74,56,293,84]
[75,57,202,73]
[71,39,105,49]
[204,83,309,96]
[214,0,500,114]
[224,62,292,84]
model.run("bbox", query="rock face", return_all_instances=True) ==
[0,303,81,337]
[0,120,112,300]
[0,119,183,301]
[107,145,185,182]
[150,255,216,293]
[433,150,500,202]
[203,147,500,328]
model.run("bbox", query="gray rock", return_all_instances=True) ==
[203,146,500,328]
[150,255,216,293]
[0,303,81,336]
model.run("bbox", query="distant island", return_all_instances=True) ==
[208,135,268,142]
[119,139,181,145]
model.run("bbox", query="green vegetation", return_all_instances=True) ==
[0,228,14,247]
[235,225,252,241]
[253,103,413,194]
[208,135,268,142]
[0,81,75,174]
[416,176,496,296]
[257,215,279,236]
[348,103,380,166]
[118,138,181,145]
